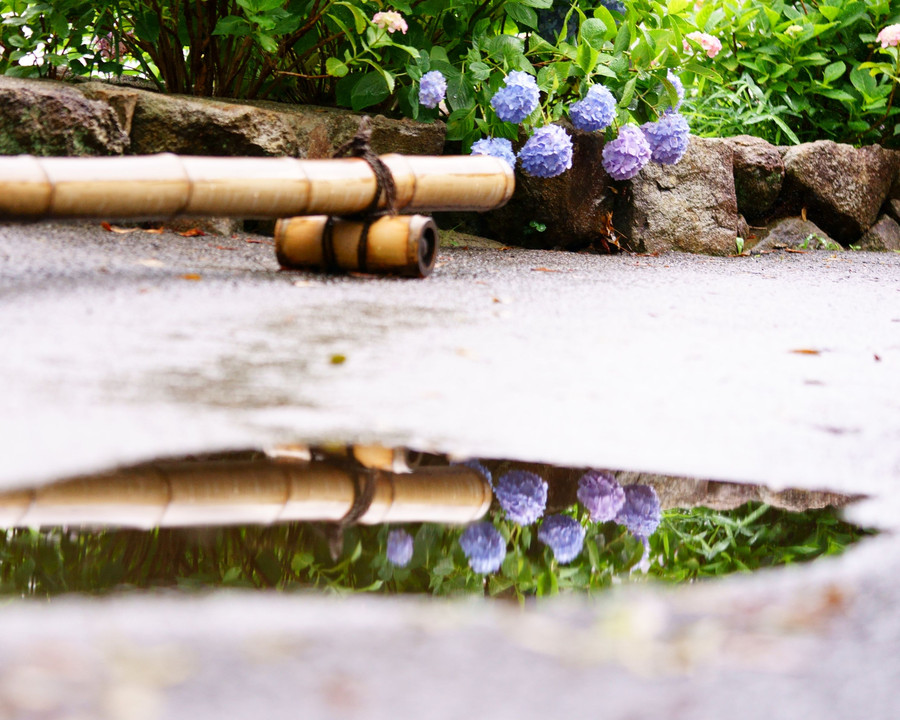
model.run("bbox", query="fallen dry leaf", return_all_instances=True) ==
[100,222,140,234]
[531,267,569,273]
[209,244,236,251]
[180,273,202,281]
[790,349,822,355]
[244,238,274,245]
[784,249,810,254]
[179,228,206,237]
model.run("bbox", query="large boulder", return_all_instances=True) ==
[727,135,784,220]
[782,140,898,244]
[751,217,839,253]
[128,89,445,158]
[858,215,900,251]
[484,124,614,250]
[0,76,129,155]
[614,136,739,255]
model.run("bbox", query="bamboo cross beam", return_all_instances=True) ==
[0,153,515,221]
[0,460,493,530]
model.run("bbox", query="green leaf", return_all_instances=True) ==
[683,60,722,83]
[505,3,538,29]
[519,0,553,7]
[213,15,251,37]
[326,57,348,77]
[469,61,491,81]
[822,61,845,84]
[350,72,390,111]
[618,76,636,107]
[580,18,608,50]
[576,42,598,75]
[613,22,631,54]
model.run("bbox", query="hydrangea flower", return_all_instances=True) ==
[577,470,625,522]
[601,124,652,180]
[470,137,516,170]
[418,70,447,109]
[458,458,494,486]
[569,84,617,132]
[538,515,586,564]
[642,111,690,165]
[490,72,540,124]
[459,522,506,574]
[518,124,573,178]
[615,484,662,539]
[599,0,626,13]
[373,10,408,34]
[494,470,548,525]
[877,24,900,48]
[386,529,414,567]
[661,71,684,111]
[684,31,722,59]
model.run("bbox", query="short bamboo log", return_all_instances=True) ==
[275,214,437,277]
[0,154,515,221]
[0,460,492,529]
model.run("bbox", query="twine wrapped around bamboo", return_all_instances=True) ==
[0,153,515,221]
[0,459,493,529]
[275,214,437,277]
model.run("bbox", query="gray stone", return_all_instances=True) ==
[614,136,738,255]
[485,124,615,250]
[782,140,898,243]
[752,217,840,253]
[75,81,140,136]
[887,198,900,224]
[858,214,900,251]
[0,76,129,156]
[128,89,445,158]
[728,135,784,220]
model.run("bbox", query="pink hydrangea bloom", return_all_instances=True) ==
[684,31,722,58]
[373,10,408,34]
[877,24,900,48]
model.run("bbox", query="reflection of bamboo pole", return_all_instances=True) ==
[275,214,437,277]
[0,460,492,529]
[0,154,515,220]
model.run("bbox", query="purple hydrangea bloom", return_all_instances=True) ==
[518,124,573,178]
[490,73,539,123]
[418,70,447,109]
[615,484,662,538]
[642,111,690,165]
[577,470,626,522]
[601,124,652,180]
[459,522,506,574]
[458,458,493,487]
[494,470,548,525]
[569,84,617,132]
[386,528,414,567]
[470,137,516,170]
[538,515,586,564]
[663,71,685,110]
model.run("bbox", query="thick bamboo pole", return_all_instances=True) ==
[0,459,493,529]
[0,154,515,221]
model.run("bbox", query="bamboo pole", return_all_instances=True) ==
[274,214,438,277]
[0,459,493,529]
[0,154,515,221]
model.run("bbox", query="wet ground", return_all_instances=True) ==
[1,222,900,718]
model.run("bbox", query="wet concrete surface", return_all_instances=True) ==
[1,221,900,718]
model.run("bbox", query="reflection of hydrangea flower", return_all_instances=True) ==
[418,70,447,109]
[615,484,662,538]
[684,31,722,58]
[494,470,548,525]
[642,111,690,165]
[373,10,408,34]
[470,137,516,170]
[518,124,573,178]
[877,24,900,48]
[538,515,586,563]
[459,522,506,574]
[569,84,617,132]
[386,529,414,567]
[577,471,625,522]
[458,458,494,487]
[490,72,540,123]
[601,124,652,180]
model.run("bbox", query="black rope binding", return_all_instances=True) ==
[320,457,386,561]
[322,116,398,273]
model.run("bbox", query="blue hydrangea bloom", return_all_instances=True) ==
[518,124,573,178]
[490,73,539,123]
[600,0,626,13]
[642,111,690,165]
[615,484,662,538]
[538,515,586,564]
[459,522,506,574]
[494,470,548,525]
[663,70,685,111]
[569,84,617,132]
[601,124,652,180]
[418,70,447,109]
[577,470,626,522]
[470,137,516,170]
[457,458,493,487]
[386,528,414,567]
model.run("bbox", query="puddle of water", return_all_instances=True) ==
[0,447,873,599]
